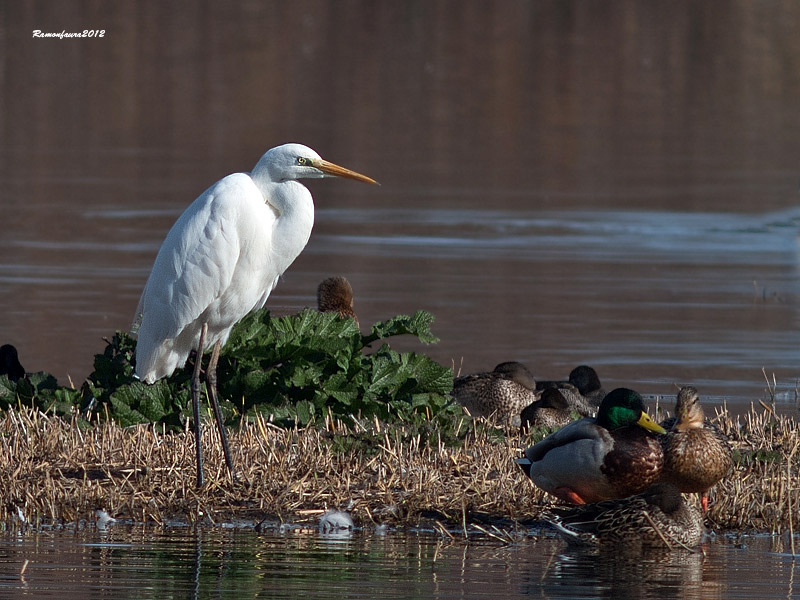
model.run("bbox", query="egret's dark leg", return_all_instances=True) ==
[191,324,208,488]
[206,340,237,483]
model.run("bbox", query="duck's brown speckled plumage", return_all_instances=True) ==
[453,362,538,426]
[536,365,605,417]
[520,387,575,431]
[546,482,705,548]
[317,276,359,326]
[518,388,665,504]
[598,425,664,499]
[660,386,733,507]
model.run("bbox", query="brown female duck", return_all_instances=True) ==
[317,276,359,326]
[453,361,538,426]
[546,482,705,548]
[660,386,733,511]
[520,387,575,432]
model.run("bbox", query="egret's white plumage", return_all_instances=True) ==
[133,143,376,383]
[132,143,376,487]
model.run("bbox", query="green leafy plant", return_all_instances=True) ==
[82,309,457,430]
[0,371,81,415]
[0,309,471,447]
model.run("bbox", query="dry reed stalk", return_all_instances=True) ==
[788,438,798,555]
[0,402,797,533]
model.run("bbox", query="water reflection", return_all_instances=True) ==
[539,546,708,600]
[1,527,799,599]
[307,206,800,409]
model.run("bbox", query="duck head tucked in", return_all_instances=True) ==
[317,276,359,326]
[520,387,575,432]
[545,482,705,548]
[535,365,604,417]
[568,365,606,403]
[492,361,537,390]
[517,387,665,504]
[0,344,25,382]
[453,361,538,426]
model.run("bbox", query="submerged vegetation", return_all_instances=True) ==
[0,308,799,535]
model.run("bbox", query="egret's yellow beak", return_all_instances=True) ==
[313,159,379,185]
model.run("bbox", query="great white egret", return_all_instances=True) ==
[316,276,358,325]
[132,143,377,487]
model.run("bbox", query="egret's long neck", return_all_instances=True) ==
[254,177,315,265]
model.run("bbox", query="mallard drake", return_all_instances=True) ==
[517,388,665,504]
[545,482,705,548]
[520,387,575,432]
[0,344,25,382]
[536,365,605,417]
[317,276,359,326]
[660,386,733,511]
[453,361,538,426]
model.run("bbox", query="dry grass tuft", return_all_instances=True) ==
[0,403,797,533]
[707,402,800,533]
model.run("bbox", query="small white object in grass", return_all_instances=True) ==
[319,510,354,533]
[95,509,117,530]
[11,505,26,525]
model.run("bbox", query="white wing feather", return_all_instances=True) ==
[134,173,279,382]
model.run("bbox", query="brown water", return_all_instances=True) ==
[0,525,797,599]
[2,1,800,411]
[2,3,800,591]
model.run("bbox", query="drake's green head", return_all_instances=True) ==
[597,388,666,433]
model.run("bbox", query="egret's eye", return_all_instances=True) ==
[296,157,309,166]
